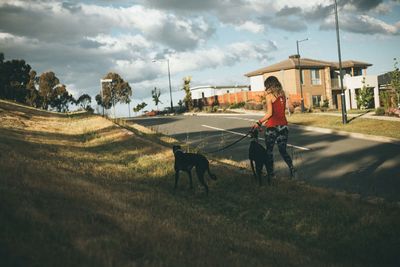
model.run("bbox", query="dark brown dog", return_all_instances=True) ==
[173,145,217,194]
[248,128,270,186]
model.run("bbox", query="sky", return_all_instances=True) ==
[1,0,399,116]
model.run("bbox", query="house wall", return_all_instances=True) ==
[249,75,264,91]
[262,69,297,95]
[296,68,328,107]
[343,75,379,109]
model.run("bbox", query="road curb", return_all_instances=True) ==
[289,124,400,146]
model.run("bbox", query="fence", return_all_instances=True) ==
[193,91,303,109]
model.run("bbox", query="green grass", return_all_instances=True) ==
[1,101,400,266]
[288,113,400,139]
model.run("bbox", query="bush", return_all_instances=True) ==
[375,107,385,116]
[212,106,219,113]
[321,99,329,108]
[229,102,245,109]
[244,101,264,110]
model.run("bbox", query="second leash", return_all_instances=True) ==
[203,127,255,154]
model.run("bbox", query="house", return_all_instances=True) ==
[245,55,373,110]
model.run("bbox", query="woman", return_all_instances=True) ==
[254,76,295,180]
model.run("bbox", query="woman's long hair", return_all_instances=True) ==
[264,76,285,98]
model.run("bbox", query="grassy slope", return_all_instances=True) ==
[1,101,400,267]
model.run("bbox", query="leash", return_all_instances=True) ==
[203,127,256,154]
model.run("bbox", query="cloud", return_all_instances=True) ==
[341,0,384,11]
[276,6,302,16]
[320,14,400,35]
[0,1,215,51]
[259,15,308,32]
[234,21,265,33]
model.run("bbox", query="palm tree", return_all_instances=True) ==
[152,87,162,110]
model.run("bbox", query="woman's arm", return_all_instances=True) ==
[257,94,273,125]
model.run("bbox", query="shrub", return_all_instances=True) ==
[375,107,385,116]
[321,99,329,108]
[229,102,245,109]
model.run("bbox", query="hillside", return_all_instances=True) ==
[1,100,400,267]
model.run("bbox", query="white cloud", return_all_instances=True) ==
[321,14,400,35]
[234,21,265,33]
[86,34,153,54]
[80,4,215,50]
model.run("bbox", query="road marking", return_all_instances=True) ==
[221,116,257,122]
[201,124,311,151]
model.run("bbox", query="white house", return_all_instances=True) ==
[343,75,380,109]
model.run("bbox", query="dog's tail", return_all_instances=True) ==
[207,167,217,180]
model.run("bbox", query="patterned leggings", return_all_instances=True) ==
[264,125,294,175]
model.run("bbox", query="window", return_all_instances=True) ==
[312,95,322,107]
[311,69,321,85]
[353,68,362,76]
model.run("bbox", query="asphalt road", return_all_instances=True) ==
[128,114,400,201]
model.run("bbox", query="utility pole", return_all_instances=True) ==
[296,38,308,112]
[334,0,347,124]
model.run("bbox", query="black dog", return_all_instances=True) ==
[248,128,270,186]
[173,145,217,194]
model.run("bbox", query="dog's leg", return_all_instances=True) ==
[266,164,271,186]
[196,169,209,195]
[174,171,180,190]
[256,162,263,186]
[250,160,258,182]
[186,170,193,190]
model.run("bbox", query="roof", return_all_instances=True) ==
[245,56,372,77]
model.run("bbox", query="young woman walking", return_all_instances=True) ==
[254,76,295,180]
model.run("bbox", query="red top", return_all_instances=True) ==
[266,95,288,128]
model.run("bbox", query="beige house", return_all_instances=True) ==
[245,55,372,109]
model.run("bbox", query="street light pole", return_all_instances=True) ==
[334,0,347,124]
[167,59,174,112]
[153,58,174,113]
[296,38,308,112]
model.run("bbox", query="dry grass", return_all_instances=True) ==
[1,100,400,267]
[287,113,400,139]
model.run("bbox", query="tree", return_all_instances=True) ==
[76,94,92,110]
[133,102,147,114]
[38,71,60,110]
[356,77,374,109]
[25,70,42,108]
[101,72,132,117]
[151,87,163,110]
[390,58,400,107]
[182,76,193,111]
[49,84,75,112]
[0,56,31,103]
